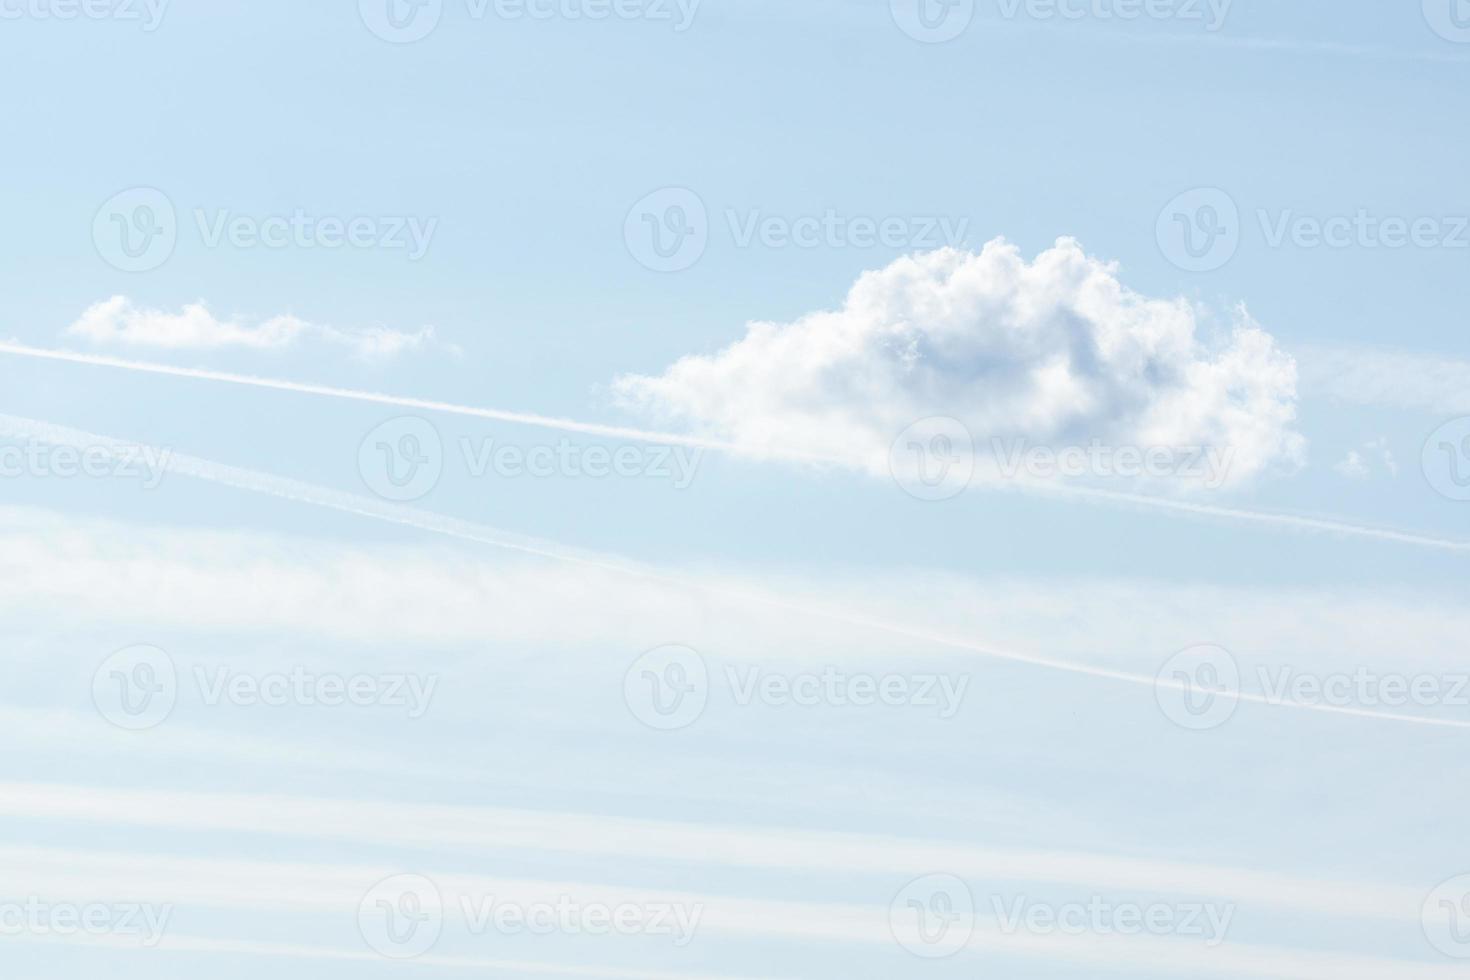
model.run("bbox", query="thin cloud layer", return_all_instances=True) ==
[1300,343,1470,416]
[614,239,1305,490]
[66,296,447,360]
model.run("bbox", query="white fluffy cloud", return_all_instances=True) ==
[66,296,447,360]
[614,239,1304,490]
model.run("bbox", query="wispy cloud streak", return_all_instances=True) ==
[2,412,1468,729]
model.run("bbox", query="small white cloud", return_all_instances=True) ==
[614,238,1304,491]
[1334,450,1369,480]
[66,296,450,360]
[1335,438,1397,480]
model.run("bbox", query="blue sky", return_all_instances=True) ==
[2,1,1470,977]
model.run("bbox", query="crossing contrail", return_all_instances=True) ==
[3,411,1468,730]
[2,340,1467,554]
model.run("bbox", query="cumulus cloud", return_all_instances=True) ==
[66,296,450,360]
[614,238,1304,490]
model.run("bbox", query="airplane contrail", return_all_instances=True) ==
[1023,483,1470,554]
[2,412,1468,730]
[0,341,842,465]
[2,340,1467,553]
